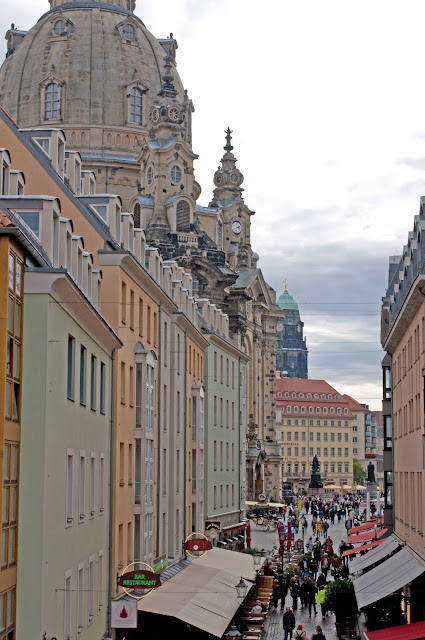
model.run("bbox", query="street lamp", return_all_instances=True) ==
[235,577,249,605]
[253,553,262,598]
[225,623,242,639]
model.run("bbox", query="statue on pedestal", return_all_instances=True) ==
[309,455,323,489]
[312,455,320,472]
[367,461,376,484]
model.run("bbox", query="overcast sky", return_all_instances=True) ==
[2,0,425,409]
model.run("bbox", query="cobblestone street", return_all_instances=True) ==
[250,511,366,640]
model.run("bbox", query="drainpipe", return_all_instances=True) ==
[107,348,116,639]
[156,304,162,557]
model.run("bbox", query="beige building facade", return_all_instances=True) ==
[276,378,354,493]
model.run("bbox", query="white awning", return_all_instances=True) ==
[349,536,399,574]
[193,546,257,581]
[353,547,425,609]
[137,549,256,637]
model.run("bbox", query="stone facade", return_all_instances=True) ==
[0,0,286,503]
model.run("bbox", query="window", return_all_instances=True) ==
[383,366,392,399]
[54,19,67,35]
[80,346,87,405]
[385,471,393,507]
[338,463,342,473]
[5,255,22,421]
[64,574,72,639]
[90,455,95,516]
[79,452,85,520]
[324,447,328,456]
[98,551,104,612]
[67,335,75,400]
[337,448,342,457]
[176,200,190,233]
[337,432,342,442]
[123,23,135,40]
[384,415,392,450]
[45,82,60,119]
[66,451,73,524]
[77,564,84,634]
[99,455,105,512]
[344,432,349,442]
[129,87,143,124]
[331,432,335,442]
[130,290,135,330]
[100,362,106,414]
[344,448,349,457]
[301,447,306,456]
[88,557,94,621]
[331,447,335,457]
[309,447,314,456]
[301,431,306,440]
[90,355,97,410]
[316,433,321,441]
[133,202,141,228]
[0,588,15,638]
[171,165,182,183]
[345,463,349,473]
[309,432,313,441]
[2,443,18,569]
[317,447,321,456]
[147,166,153,186]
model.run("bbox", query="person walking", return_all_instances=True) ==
[316,585,327,619]
[282,606,296,640]
[306,579,318,617]
[293,624,307,640]
[290,578,300,611]
[311,625,327,640]
[272,579,280,611]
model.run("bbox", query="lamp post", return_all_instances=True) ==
[253,552,262,598]
[278,529,286,572]
[235,577,249,605]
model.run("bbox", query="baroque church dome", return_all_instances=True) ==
[0,0,188,208]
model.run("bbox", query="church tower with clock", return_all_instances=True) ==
[276,281,308,378]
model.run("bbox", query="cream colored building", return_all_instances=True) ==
[276,378,354,492]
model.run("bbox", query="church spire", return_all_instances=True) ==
[210,128,244,206]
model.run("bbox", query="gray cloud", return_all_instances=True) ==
[398,157,425,170]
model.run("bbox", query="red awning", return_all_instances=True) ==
[348,528,387,544]
[364,620,425,639]
[342,539,384,557]
[349,518,383,535]
[222,522,247,533]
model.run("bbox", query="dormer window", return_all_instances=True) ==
[45,82,60,119]
[129,87,143,124]
[17,211,40,238]
[54,20,67,36]
[123,23,135,40]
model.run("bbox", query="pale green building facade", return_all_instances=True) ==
[17,270,121,640]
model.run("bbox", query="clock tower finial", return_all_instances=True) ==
[224,127,233,151]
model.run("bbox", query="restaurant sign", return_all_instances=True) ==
[205,521,221,532]
[184,538,212,553]
[111,600,138,628]
[117,570,161,589]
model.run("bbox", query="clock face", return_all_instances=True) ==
[232,220,242,235]
[151,108,160,123]
[276,322,284,332]
[168,107,179,121]
[230,172,239,183]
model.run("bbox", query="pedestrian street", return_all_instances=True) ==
[250,510,368,640]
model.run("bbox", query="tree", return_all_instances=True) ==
[353,459,367,486]
[324,578,358,622]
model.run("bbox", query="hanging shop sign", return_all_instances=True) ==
[111,600,138,628]
[117,570,160,589]
[205,521,221,532]
[184,533,212,557]
[118,562,160,599]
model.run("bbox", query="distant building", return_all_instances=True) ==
[342,397,379,482]
[276,378,354,493]
[276,281,308,378]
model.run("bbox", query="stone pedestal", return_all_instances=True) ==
[366,482,378,520]
[309,472,323,489]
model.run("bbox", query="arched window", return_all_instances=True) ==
[45,82,60,119]
[129,87,143,124]
[133,202,141,228]
[176,200,190,233]
[123,23,135,40]
[54,20,67,36]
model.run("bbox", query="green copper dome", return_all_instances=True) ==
[277,281,299,311]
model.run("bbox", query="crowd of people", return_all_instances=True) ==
[249,493,367,640]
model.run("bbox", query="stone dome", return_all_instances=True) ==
[0,0,187,170]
